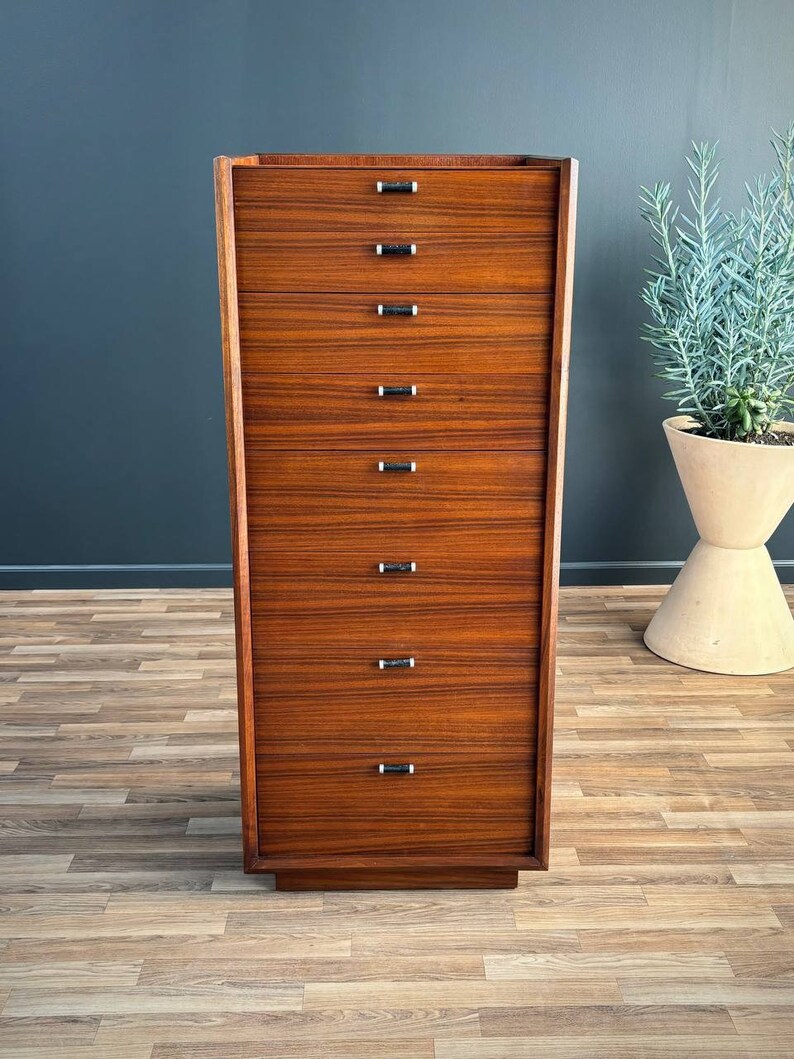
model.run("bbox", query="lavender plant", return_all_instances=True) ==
[639,125,794,441]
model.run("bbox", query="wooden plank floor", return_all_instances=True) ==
[0,586,793,1058]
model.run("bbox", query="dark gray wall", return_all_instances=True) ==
[2,0,793,587]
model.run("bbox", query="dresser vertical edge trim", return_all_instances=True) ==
[535,157,579,869]
[215,154,261,870]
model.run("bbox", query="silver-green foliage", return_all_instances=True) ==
[639,125,794,440]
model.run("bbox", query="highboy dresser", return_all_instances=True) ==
[214,154,577,890]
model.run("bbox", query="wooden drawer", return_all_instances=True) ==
[253,647,538,754]
[245,451,545,533]
[250,570,540,648]
[248,522,542,572]
[256,753,535,855]
[233,167,559,234]
[239,294,552,375]
[248,526,544,645]
[242,374,549,450]
[235,231,555,293]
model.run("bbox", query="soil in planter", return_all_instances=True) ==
[685,427,794,447]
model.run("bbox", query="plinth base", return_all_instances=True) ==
[274,868,519,891]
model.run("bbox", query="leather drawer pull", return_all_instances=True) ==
[378,562,416,574]
[378,763,415,774]
[376,243,416,255]
[378,461,416,473]
[377,304,418,316]
[377,385,417,397]
[379,657,415,669]
[376,180,418,193]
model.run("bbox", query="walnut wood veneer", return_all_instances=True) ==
[214,154,578,890]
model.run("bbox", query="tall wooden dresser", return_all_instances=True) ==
[215,154,577,890]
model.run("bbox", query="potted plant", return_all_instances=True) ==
[639,125,794,674]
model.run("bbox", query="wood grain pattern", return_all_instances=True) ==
[534,156,578,870]
[233,167,559,232]
[254,153,564,167]
[219,154,574,889]
[238,293,552,375]
[1,586,794,1055]
[235,230,555,293]
[252,646,538,754]
[245,451,543,647]
[245,451,545,530]
[256,754,536,856]
[275,868,520,891]
[242,374,549,450]
[247,521,543,572]
[213,155,260,872]
[249,575,541,648]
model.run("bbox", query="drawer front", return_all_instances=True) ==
[245,451,545,532]
[250,573,540,648]
[247,523,542,573]
[242,374,549,450]
[235,231,555,293]
[239,294,552,375]
[233,167,558,233]
[257,753,535,855]
[253,647,538,754]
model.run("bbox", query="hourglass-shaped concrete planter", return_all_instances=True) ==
[644,416,794,675]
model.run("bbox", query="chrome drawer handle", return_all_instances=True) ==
[378,461,416,473]
[377,385,417,397]
[376,243,416,255]
[378,304,418,316]
[379,657,415,669]
[379,763,415,774]
[376,181,418,193]
[379,562,416,574]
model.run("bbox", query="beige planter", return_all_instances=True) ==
[644,416,794,675]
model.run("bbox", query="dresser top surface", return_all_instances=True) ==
[217,153,573,169]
